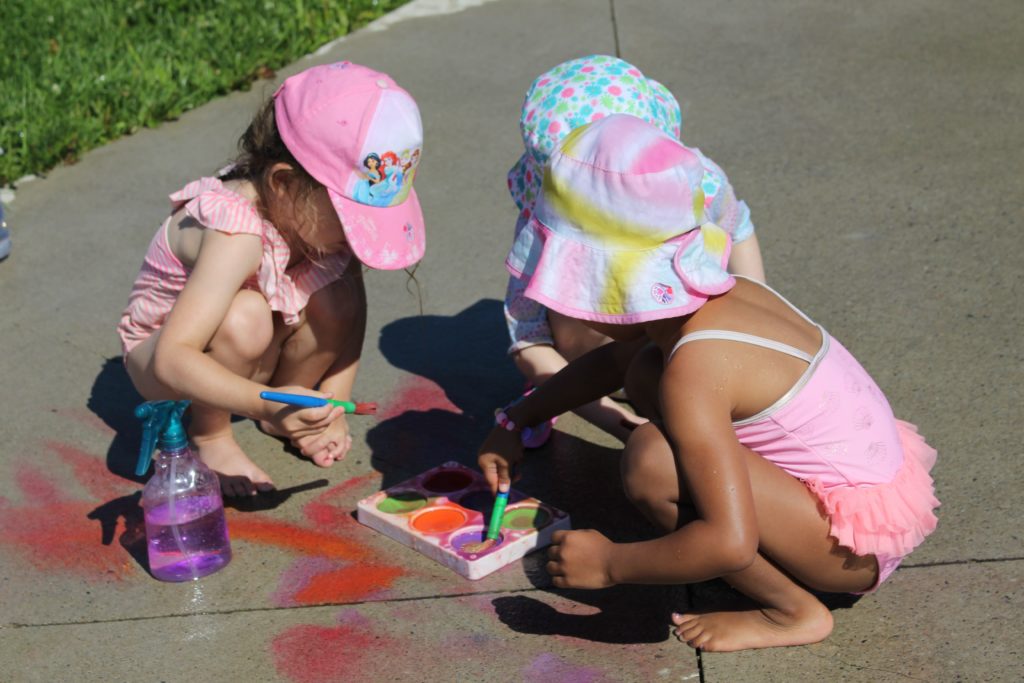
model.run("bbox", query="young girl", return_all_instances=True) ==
[479,114,939,651]
[119,62,425,496]
[504,55,766,445]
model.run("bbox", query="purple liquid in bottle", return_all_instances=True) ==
[145,494,232,582]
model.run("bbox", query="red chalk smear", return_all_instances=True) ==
[14,462,64,502]
[45,441,126,500]
[273,624,382,683]
[0,463,134,579]
[376,375,462,420]
[292,563,404,605]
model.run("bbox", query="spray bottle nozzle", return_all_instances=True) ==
[135,400,191,476]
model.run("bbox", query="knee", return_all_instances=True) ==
[216,290,273,361]
[550,312,604,361]
[305,276,365,339]
[620,422,673,507]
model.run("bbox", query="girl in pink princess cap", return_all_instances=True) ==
[118,61,426,496]
[479,114,939,651]
[503,55,766,448]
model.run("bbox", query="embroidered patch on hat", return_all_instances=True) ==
[651,283,675,305]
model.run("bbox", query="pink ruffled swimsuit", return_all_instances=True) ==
[670,279,939,590]
[118,177,351,356]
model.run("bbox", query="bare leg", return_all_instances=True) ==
[261,275,367,465]
[620,422,878,651]
[126,289,277,496]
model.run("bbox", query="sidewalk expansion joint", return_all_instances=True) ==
[4,585,550,630]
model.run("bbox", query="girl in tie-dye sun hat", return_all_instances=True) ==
[503,55,765,446]
[480,114,940,653]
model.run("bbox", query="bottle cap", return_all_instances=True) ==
[135,400,191,476]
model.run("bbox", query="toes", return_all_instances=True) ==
[311,450,335,468]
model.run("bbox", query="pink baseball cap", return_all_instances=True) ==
[274,61,425,270]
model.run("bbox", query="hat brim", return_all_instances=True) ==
[506,216,734,325]
[329,187,425,270]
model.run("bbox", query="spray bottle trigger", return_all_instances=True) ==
[134,400,191,477]
[135,402,160,477]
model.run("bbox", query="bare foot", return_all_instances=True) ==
[258,420,349,468]
[671,600,833,651]
[193,431,275,497]
[257,419,285,439]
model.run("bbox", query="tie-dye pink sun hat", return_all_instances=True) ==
[506,114,735,324]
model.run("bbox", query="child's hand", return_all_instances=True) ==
[546,529,616,589]
[294,413,352,467]
[478,426,524,495]
[264,385,346,441]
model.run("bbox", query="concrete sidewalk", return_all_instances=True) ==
[1,0,1021,680]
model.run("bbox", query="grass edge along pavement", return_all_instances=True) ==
[0,0,412,186]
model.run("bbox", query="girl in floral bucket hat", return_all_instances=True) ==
[503,55,765,447]
[118,62,425,496]
[480,114,939,652]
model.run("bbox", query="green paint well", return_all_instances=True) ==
[377,492,428,514]
[502,506,549,530]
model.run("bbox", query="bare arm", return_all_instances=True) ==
[152,229,286,421]
[315,267,367,401]
[728,233,766,282]
[479,337,645,491]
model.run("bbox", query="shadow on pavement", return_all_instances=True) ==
[369,298,522,488]
[88,357,147,484]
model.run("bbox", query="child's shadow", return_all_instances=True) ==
[368,299,522,488]
[88,357,148,484]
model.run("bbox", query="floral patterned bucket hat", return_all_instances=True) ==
[508,55,683,222]
[506,114,735,324]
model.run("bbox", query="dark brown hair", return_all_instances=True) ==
[220,98,326,261]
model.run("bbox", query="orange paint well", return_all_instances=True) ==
[410,506,467,534]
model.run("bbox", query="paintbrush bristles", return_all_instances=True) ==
[462,538,497,553]
[353,402,377,415]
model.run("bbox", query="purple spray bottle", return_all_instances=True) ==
[136,400,232,581]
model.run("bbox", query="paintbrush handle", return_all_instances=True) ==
[261,391,329,408]
[485,489,510,541]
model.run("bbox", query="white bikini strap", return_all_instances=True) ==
[733,275,817,326]
[669,330,814,363]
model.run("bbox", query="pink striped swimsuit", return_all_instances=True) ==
[669,279,939,590]
[118,177,351,356]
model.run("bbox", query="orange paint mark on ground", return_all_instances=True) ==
[227,516,370,561]
[292,563,404,605]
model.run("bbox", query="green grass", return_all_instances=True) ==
[0,0,411,185]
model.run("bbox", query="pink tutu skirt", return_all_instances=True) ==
[806,420,939,590]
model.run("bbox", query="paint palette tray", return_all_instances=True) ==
[357,462,571,580]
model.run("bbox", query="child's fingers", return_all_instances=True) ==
[298,404,342,426]
[479,458,501,495]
